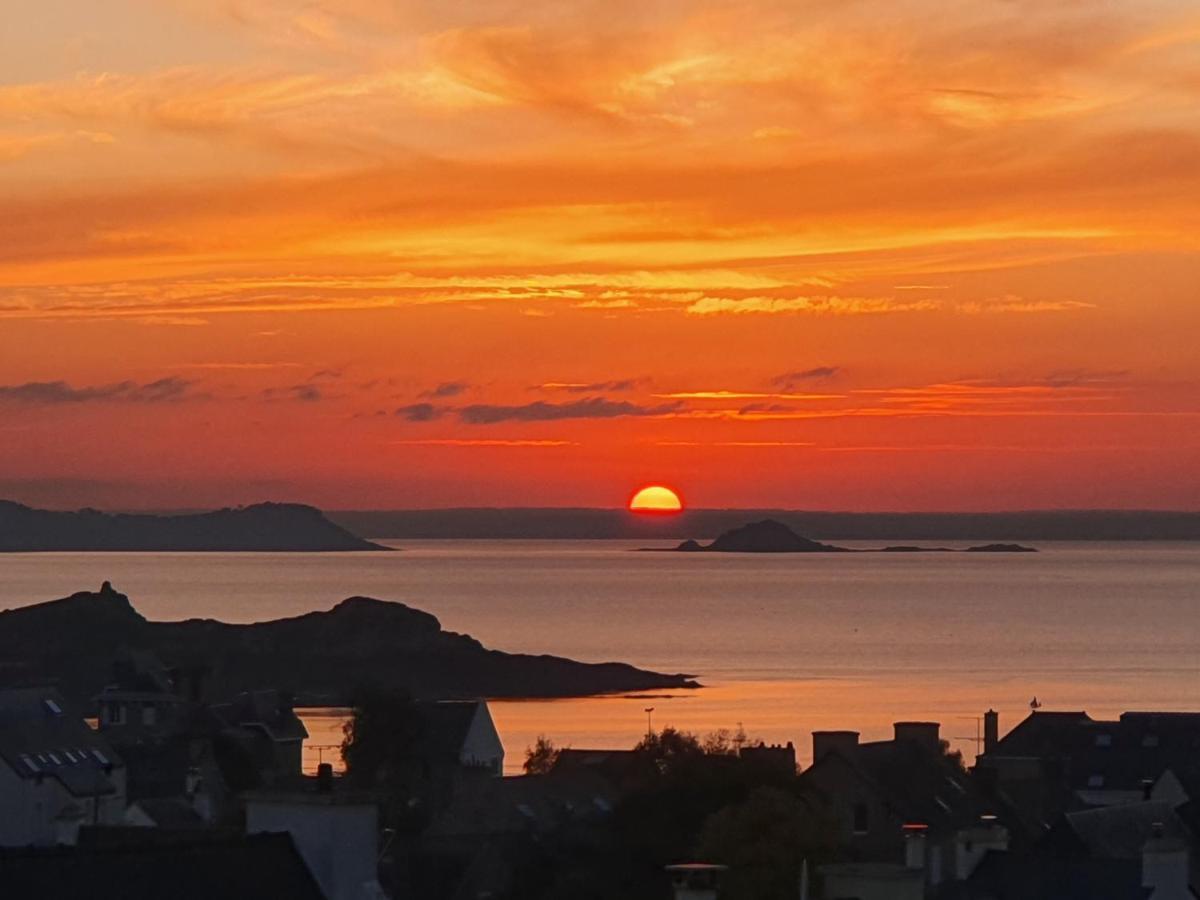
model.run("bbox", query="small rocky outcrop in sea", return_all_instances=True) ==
[677,519,846,553]
[965,543,1038,553]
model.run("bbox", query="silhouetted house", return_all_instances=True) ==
[801,723,981,856]
[954,815,1194,900]
[415,700,503,777]
[0,686,126,846]
[0,831,326,899]
[211,689,309,783]
[96,654,310,824]
[244,764,385,900]
[739,740,797,775]
[550,748,644,792]
[977,710,1200,832]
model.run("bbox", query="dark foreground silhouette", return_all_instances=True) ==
[0,500,386,551]
[0,584,698,708]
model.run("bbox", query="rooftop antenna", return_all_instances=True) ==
[953,716,984,761]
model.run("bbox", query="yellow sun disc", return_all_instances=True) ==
[629,485,684,513]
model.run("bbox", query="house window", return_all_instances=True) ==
[1095,734,1112,747]
[1143,735,1159,748]
[1087,775,1105,788]
[142,706,158,726]
[853,803,870,834]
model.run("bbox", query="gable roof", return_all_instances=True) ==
[0,686,123,797]
[1050,800,1191,859]
[210,690,308,743]
[415,701,487,760]
[0,832,325,900]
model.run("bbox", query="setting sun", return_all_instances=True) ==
[629,485,684,514]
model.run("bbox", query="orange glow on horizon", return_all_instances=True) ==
[629,485,684,514]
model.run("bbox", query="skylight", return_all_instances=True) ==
[44,699,63,715]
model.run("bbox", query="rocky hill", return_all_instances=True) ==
[0,584,698,707]
[0,501,385,551]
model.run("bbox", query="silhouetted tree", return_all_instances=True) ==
[524,735,562,775]
[341,685,424,787]
[696,787,834,900]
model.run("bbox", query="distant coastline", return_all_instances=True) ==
[328,508,1200,542]
[0,500,386,552]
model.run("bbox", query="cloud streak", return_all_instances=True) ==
[0,378,194,405]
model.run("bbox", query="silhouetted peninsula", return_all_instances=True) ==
[0,584,698,708]
[0,501,385,551]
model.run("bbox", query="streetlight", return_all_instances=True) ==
[644,707,655,739]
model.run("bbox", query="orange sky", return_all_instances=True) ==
[2,0,1198,509]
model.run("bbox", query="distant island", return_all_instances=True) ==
[674,519,847,553]
[658,519,1037,553]
[0,500,386,552]
[0,584,698,708]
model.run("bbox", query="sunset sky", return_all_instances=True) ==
[2,0,1198,510]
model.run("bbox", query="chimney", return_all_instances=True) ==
[983,710,999,754]
[1142,822,1190,900]
[317,762,333,793]
[812,731,859,762]
[894,722,941,752]
[903,823,928,870]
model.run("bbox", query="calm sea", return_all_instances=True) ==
[2,540,1198,774]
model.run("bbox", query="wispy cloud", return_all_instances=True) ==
[396,402,447,422]
[0,378,194,404]
[392,438,577,447]
[458,397,683,424]
[420,381,472,398]
[684,296,939,316]
[537,379,644,393]
[771,367,842,390]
